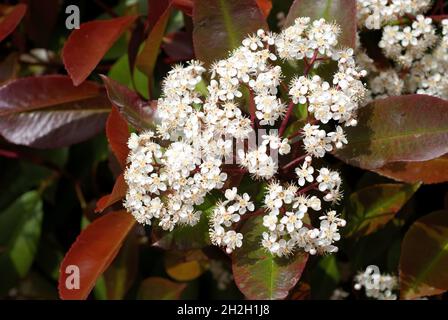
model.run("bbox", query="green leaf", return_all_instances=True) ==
[285,0,356,48]
[232,216,308,300]
[0,191,43,295]
[310,255,340,299]
[335,95,448,170]
[344,183,420,237]
[193,0,268,65]
[400,210,448,299]
[138,277,187,300]
[108,54,150,99]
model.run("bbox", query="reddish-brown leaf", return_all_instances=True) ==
[373,155,448,185]
[335,95,448,170]
[400,210,448,299]
[101,75,155,131]
[63,15,138,86]
[58,211,136,300]
[285,0,356,48]
[95,173,127,213]
[147,0,171,30]
[106,106,130,168]
[193,0,268,65]
[0,4,27,42]
[0,75,110,148]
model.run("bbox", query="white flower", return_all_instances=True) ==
[295,161,314,186]
[263,213,278,231]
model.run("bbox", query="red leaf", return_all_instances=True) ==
[101,75,155,130]
[0,75,110,148]
[0,4,27,42]
[147,0,171,30]
[95,173,127,213]
[373,155,448,185]
[256,0,272,18]
[335,95,448,170]
[162,31,194,63]
[106,106,130,168]
[63,15,138,86]
[193,0,268,65]
[58,211,136,300]
[137,5,172,90]
[285,0,356,48]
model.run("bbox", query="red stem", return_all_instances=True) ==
[281,154,308,172]
[297,182,318,195]
[278,100,295,137]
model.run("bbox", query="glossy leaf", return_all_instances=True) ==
[0,4,27,42]
[373,155,448,185]
[285,0,356,48]
[335,95,448,170]
[400,210,448,299]
[95,173,127,213]
[0,75,110,148]
[0,191,43,295]
[63,16,138,86]
[232,216,309,300]
[106,106,130,168]
[193,0,268,65]
[101,75,155,131]
[138,277,186,300]
[345,183,420,237]
[136,3,172,90]
[58,211,135,300]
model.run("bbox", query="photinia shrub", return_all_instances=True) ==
[0,0,447,301]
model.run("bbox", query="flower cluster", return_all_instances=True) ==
[261,178,346,256]
[354,265,398,300]
[124,17,366,257]
[357,0,432,30]
[379,15,437,67]
[209,188,254,253]
[356,1,448,100]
